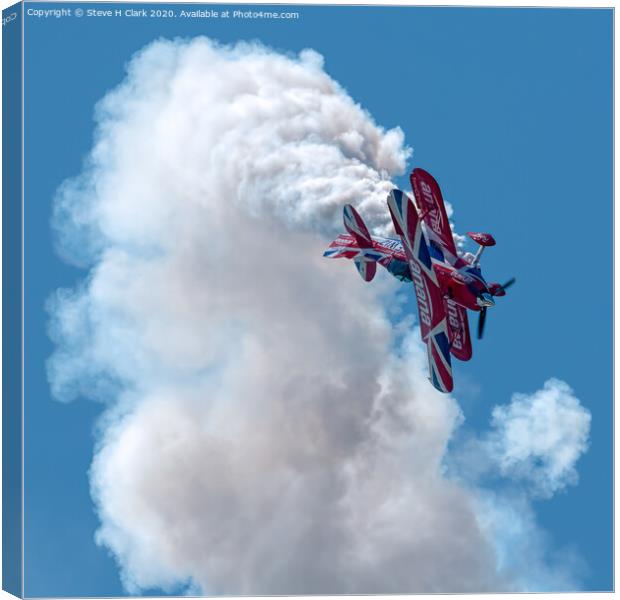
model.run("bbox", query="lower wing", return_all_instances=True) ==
[444,297,473,361]
[410,168,463,267]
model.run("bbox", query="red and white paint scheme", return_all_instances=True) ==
[324,168,515,393]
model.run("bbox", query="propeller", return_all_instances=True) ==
[499,277,516,292]
[478,277,515,339]
[477,307,487,339]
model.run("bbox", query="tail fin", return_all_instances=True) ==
[343,204,373,249]
[353,259,376,282]
[323,205,378,282]
[344,205,377,281]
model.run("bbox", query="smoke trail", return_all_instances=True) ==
[48,37,589,594]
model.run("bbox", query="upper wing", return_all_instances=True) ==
[443,297,473,361]
[426,318,454,393]
[387,189,453,392]
[387,189,442,340]
[410,168,459,263]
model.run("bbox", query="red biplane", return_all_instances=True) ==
[324,168,514,393]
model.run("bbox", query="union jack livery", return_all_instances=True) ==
[324,168,515,393]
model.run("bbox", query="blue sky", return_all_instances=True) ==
[21,4,611,596]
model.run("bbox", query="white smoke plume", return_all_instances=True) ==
[48,37,589,594]
[488,379,591,498]
[449,379,591,501]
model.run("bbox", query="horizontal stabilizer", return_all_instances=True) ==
[323,233,379,282]
[323,234,359,259]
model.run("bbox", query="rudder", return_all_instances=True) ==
[353,258,376,282]
[343,204,374,249]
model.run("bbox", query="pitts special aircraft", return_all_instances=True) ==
[324,168,514,393]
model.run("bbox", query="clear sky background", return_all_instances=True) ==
[20,3,612,596]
